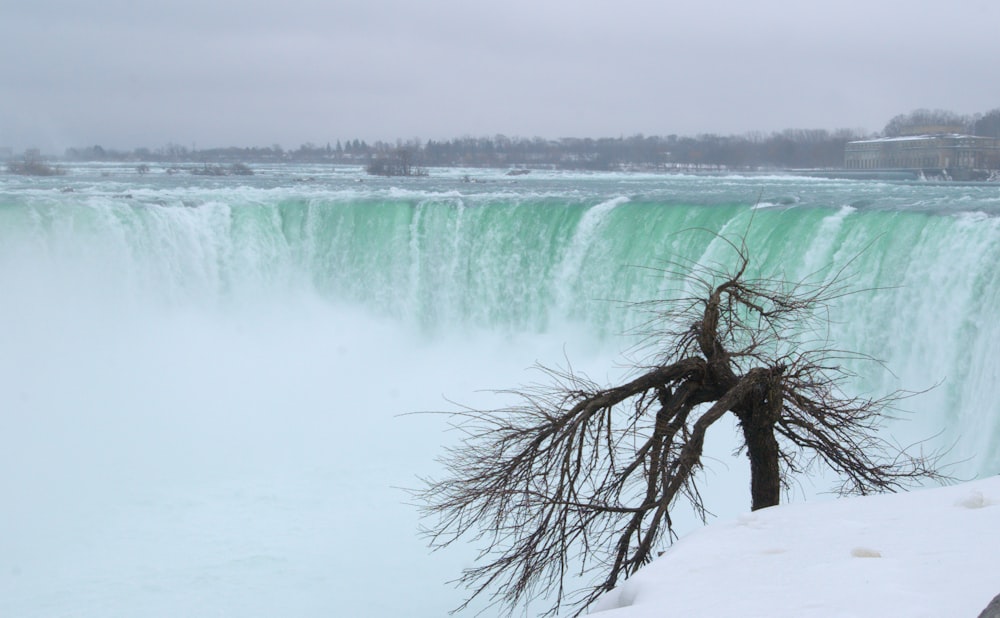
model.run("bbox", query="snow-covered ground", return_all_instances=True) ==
[592,476,1000,617]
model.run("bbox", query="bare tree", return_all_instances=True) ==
[366,148,428,177]
[417,235,944,617]
[882,108,970,137]
[973,108,1000,139]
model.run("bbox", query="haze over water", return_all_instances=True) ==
[2,164,998,616]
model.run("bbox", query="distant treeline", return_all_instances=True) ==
[58,107,1000,171]
[60,131,866,171]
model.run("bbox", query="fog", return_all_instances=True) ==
[0,265,629,615]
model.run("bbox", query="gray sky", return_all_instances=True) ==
[2,0,998,152]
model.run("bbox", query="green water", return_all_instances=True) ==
[2,164,999,474]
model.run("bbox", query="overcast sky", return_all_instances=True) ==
[2,0,998,152]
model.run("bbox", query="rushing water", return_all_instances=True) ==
[1,164,998,616]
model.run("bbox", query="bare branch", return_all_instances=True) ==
[416,233,945,617]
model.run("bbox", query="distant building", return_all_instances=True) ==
[844,133,1000,180]
[0,147,12,161]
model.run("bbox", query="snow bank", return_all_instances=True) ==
[592,477,1000,617]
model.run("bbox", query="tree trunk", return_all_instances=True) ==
[744,420,781,510]
[740,375,783,510]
